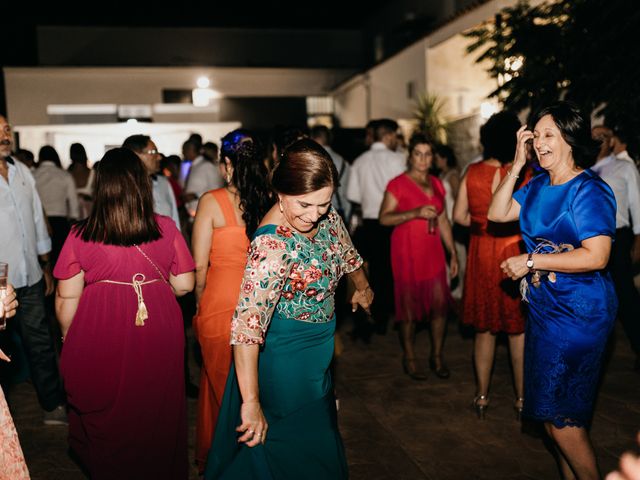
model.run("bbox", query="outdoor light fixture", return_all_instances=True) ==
[192,87,221,107]
[197,76,211,89]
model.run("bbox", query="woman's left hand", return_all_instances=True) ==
[501,254,529,280]
[2,284,18,319]
[351,286,374,315]
[449,256,459,279]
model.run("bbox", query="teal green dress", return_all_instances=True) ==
[205,210,362,480]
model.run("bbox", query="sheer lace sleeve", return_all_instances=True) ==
[230,233,294,345]
[330,210,363,274]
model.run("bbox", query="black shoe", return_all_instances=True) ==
[429,356,450,379]
[402,358,428,381]
[186,382,199,399]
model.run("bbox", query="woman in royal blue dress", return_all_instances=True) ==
[205,138,374,479]
[488,102,617,480]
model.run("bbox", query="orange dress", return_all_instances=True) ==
[462,162,527,334]
[193,189,250,469]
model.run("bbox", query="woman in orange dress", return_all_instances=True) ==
[453,111,528,419]
[191,130,272,471]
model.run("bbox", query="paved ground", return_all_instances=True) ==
[6,316,640,479]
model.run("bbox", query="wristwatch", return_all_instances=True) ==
[526,253,534,271]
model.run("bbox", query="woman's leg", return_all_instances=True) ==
[507,333,525,407]
[545,423,600,480]
[473,331,496,406]
[429,313,446,363]
[399,321,417,361]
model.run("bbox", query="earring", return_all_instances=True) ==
[278,198,284,213]
[225,169,232,184]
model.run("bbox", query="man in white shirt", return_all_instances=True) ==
[592,125,640,370]
[122,135,180,229]
[0,115,67,424]
[183,139,224,219]
[33,146,79,264]
[611,128,637,167]
[347,119,405,337]
[310,125,351,221]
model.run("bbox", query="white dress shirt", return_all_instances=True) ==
[33,161,79,219]
[0,157,51,288]
[323,146,352,220]
[346,142,405,219]
[592,154,640,234]
[616,150,636,165]
[152,175,180,229]
[184,156,224,216]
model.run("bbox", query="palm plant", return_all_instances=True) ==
[413,93,448,144]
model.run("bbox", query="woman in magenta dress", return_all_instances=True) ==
[379,134,458,380]
[54,149,195,480]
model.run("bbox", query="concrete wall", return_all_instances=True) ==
[425,33,496,120]
[333,75,369,128]
[4,67,355,125]
[368,39,428,121]
[14,121,240,168]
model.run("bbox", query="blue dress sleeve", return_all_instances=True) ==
[571,177,617,241]
[512,178,533,206]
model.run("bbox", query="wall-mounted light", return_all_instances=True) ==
[192,87,222,107]
[197,76,211,89]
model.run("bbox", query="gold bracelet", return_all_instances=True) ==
[506,170,519,179]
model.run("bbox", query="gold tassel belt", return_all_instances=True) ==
[96,273,162,326]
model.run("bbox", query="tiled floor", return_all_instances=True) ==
[7,319,640,479]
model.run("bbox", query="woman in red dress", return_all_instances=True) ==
[379,134,458,380]
[453,111,527,419]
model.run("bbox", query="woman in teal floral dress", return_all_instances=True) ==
[205,138,373,480]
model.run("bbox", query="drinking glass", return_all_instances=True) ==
[427,217,436,234]
[0,262,8,330]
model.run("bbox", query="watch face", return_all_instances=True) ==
[526,259,534,268]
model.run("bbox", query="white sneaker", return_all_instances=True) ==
[43,405,68,426]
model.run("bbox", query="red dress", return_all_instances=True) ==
[53,215,195,480]
[387,173,451,322]
[462,162,526,334]
[193,189,250,470]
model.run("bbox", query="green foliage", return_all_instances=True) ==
[464,0,640,154]
[413,92,448,144]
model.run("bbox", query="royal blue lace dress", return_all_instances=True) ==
[204,210,362,479]
[513,169,617,428]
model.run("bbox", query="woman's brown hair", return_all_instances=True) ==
[75,148,161,245]
[270,138,339,195]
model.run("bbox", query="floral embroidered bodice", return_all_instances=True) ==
[231,210,363,345]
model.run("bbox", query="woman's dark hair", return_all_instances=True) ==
[480,111,521,164]
[271,138,339,196]
[434,144,458,169]
[220,129,273,237]
[406,133,434,169]
[69,143,88,167]
[38,145,62,168]
[75,148,160,245]
[531,101,600,169]
[408,133,433,154]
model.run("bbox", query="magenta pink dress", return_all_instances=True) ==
[387,173,451,322]
[53,215,195,480]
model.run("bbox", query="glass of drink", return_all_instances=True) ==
[427,217,437,234]
[0,262,8,330]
